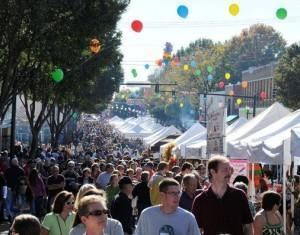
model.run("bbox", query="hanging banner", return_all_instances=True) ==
[206,93,226,157]
[230,159,249,184]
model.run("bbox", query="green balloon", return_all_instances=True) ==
[276,8,287,20]
[51,69,64,82]
[195,69,201,76]
[207,66,213,73]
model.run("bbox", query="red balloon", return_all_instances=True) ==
[260,91,267,100]
[131,20,143,32]
[218,81,225,89]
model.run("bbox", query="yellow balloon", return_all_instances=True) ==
[229,3,239,16]
[183,64,189,71]
[225,73,231,80]
[180,103,184,108]
[236,98,242,105]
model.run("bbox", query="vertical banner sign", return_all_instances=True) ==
[206,94,226,157]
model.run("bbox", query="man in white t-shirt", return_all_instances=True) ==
[135,178,200,235]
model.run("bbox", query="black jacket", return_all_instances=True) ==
[111,192,134,234]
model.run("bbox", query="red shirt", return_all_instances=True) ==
[192,185,253,235]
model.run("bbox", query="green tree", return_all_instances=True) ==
[1,0,129,155]
[223,24,286,83]
[275,43,300,110]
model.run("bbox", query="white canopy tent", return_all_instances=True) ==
[291,126,300,158]
[227,102,290,158]
[143,126,182,147]
[226,117,248,135]
[181,117,248,159]
[159,122,205,154]
[243,109,300,164]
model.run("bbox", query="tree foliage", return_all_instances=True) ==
[275,42,300,110]
[0,0,129,154]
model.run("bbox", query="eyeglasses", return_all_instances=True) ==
[88,209,109,216]
[65,201,75,205]
[163,191,181,197]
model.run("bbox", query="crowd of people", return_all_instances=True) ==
[0,114,298,235]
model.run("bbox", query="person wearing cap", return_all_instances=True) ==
[111,176,135,235]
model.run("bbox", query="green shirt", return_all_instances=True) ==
[106,185,119,209]
[42,212,75,235]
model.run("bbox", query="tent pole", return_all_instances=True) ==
[283,164,287,235]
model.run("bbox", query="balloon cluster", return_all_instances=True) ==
[162,42,173,65]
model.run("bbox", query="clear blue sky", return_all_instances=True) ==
[117,0,300,85]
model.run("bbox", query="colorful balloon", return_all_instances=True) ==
[228,90,234,96]
[190,60,197,68]
[207,74,213,81]
[276,8,287,20]
[241,81,248,89]
[260,91,267,100]
[218,81,225,89]
[225,73,231,80]
[51,69,64,83]
[179,103,184,108]
[156,59,163,67]
[177,5,189,18]
[131,20,143,32]
[183,64,189,71]
[195,69,201,76]
[236,98,242,105]
[89,39,101,54]
[229,3,239,16]
[144,64,150,69]
[207,66,213,73]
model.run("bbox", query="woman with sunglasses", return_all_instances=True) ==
[41,190,75,235]
[77,195,109,235]
[70,188,123,235]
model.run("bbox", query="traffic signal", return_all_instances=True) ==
[155,84,159,93]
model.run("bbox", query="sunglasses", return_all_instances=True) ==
[88,209,109,216]
[65,201,75,205]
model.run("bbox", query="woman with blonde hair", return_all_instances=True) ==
[74,184,96,211]
[70,189,123,235]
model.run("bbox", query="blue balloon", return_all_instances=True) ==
[207,74,213,81]
[190,60,197,68]
[144,64,150,69]
[177,5,189,18]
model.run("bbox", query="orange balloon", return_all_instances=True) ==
[228,90,234,96]
[241,81,248,89]
[90,39,101,54]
